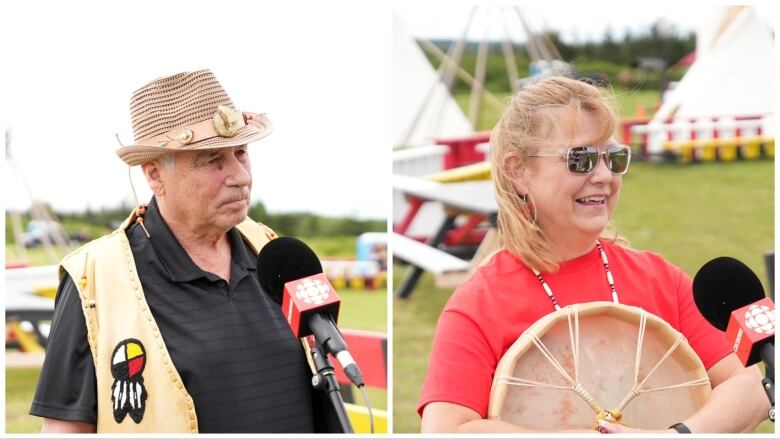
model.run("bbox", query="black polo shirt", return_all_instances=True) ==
[30,198,315,433]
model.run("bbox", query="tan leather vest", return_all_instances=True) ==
[59,213,276,433]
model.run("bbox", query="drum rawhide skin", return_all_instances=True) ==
[488,302,711,430]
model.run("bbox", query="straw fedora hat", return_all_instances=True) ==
[116,69,272,166]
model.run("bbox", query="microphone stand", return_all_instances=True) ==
[760,343,774,422]
[310,344,354,433]
[762,375,774,422]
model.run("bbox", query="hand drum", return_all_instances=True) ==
[488,302,711,430]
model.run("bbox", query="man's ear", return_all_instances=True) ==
[505,151,529,196]
[141,161,165,197]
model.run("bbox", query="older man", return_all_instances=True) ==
[30,70,324,433]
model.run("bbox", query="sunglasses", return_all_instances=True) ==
[528,145,632,175]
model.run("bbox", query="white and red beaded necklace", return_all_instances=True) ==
[531,241,619,311]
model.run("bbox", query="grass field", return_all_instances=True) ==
[454,87,660,132]
[393,159,774,433]
[6,368,43,433]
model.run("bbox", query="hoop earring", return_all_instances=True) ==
[519,193,538,226]
[518,193,528,203]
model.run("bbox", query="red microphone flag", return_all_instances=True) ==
[282,273,341,338]
[725,297,775,366]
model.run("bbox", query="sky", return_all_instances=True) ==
[1,1,391,219]
[396,2,778,43]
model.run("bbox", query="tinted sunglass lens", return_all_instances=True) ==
[568,147,598,173]
[607,146,631,174]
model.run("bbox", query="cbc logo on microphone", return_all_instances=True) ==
[744,304,775,334]
[296,278,331,305]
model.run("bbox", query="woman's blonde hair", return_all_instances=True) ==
[491,75,624,273]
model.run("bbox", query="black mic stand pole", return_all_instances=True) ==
[759,343,774,422]
[310,344,354,433]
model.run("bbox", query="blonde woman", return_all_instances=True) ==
[418,77,768,433]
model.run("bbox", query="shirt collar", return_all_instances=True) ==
[141,197,255,283]
[228,222,256,279]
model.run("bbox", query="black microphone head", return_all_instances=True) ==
[257,237,323,305]
[692,256,766,331]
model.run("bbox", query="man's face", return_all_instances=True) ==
[156,145,252,235]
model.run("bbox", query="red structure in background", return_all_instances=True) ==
[393,132,493,247]
[434,132,492,247]
[5,262,30,269]
[619,116,652,156]
[435,131,491,169]
[333,329,387,393]
[392,198,424,237]
[619,114,767,159]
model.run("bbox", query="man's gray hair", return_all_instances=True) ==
[160,153,176,169]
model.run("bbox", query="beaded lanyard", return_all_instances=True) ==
[532,241,619,311]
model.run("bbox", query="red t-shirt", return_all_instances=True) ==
[417,242,731,418]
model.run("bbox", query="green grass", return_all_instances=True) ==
[6,368,43,433]
[616,161,774,285]
[338,288,388,333]
[301,235,359,259]
[609,87,661,118]
[5,244,79,267]
[393,159,773,433]
[454,92,510,132]
[453,87,661,132]
[392,272,454,433]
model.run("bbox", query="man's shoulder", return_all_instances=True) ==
[236,218,277,239]
[234,218,277,254]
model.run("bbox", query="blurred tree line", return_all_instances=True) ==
[423,20,695,93]
[6,201,384,245]
[246,202,384,237]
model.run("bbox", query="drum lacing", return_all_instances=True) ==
[616,309,710,410]
[496,305,711,421]
[495,305,603,414]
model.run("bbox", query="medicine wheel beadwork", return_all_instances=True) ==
[110,339,148,424]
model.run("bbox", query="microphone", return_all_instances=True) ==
[257,237,365,387]
[692,257,774,369]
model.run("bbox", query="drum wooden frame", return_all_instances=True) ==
[489,302,711,430]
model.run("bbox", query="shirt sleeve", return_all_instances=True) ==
[674,269,732,370]
[417,276,497,418]
[29,273,97,424]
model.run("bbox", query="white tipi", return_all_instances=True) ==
[393,13,473,148]
[655,6,774,120]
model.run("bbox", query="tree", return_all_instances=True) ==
[602,26,619,63]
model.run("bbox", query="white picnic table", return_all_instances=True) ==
[392,175,497,298]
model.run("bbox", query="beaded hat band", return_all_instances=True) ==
[116,69,272,166]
